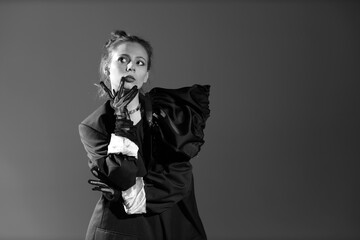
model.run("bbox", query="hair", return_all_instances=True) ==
[97,30,153,97]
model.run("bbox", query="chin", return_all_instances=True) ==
[123,82,134,89]
[125,82,141,89]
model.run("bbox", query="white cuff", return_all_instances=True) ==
[107,133,139,158]
[122,177,146,214]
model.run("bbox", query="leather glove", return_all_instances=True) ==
[100,78,138,137]
[88,166,121,202]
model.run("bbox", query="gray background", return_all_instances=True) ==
[0,1,359,240]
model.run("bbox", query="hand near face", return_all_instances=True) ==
[100,78,138,119]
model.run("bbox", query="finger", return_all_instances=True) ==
[90,167,109,183]
[100,81,114,99]
[129,86,139,101]
[90,167,98,176]
[103,188,115,195]
[119,77,126,97]
[112,86,137,110]
[113,78,125,103]
[91,186,114,195]
[122,86,138,105]
[88,179,109,188]
[90,167,101,178]
[91,186,103,192]
[90,167,103,178]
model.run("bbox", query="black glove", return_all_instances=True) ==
[88,166,121,202]
[100,78,138,137]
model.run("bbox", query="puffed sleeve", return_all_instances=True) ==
[142,84,210,213]
[149,84,210,159]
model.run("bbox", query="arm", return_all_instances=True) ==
[105,126,194,214]
[79,123,138,191]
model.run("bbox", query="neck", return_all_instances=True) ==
[126,93,142,125]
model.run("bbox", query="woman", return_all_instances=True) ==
[79,30,210,240]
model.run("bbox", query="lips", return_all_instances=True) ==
[123,75,136,83]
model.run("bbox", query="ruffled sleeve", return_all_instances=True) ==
[148,84,210,158]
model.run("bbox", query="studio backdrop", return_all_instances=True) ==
[0,1,359,240]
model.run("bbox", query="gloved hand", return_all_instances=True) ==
[88,166,121,202]
[100,78,138,137]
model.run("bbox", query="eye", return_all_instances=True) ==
[137,60,146,66]
[117,56,129,64]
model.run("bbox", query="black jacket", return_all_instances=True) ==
[79,85,210,240]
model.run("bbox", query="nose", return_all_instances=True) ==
[126,61,135,72]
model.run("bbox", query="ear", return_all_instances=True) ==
[143,71,149,83]
[105,66,110,76]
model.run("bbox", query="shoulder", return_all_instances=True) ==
[146,84,211,158]
[78,101,114,160]
[79,100,115,138]
[149,84,210,119]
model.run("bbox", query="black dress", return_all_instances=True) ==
[79,84,210,240]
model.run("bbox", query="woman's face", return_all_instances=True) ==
[108,41,149,92]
